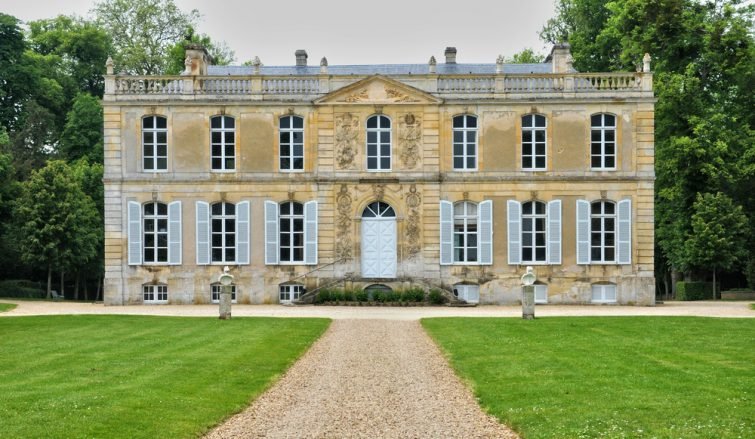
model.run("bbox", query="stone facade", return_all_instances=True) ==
[102,45,656,306]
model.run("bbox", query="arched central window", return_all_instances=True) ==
[591,201,615,262]
[366,115,391,171]
[280,116,304,171]
[454,202,478,263]
[210,115,235,171]
[522,114,546,170]
[362,201,395,218]
[280,202,304,263]
[211,202,236,263]
[522,201,547,263]
[453,115,477,170]
[143,202,168,263]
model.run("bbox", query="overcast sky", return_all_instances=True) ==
[5,0,557,66]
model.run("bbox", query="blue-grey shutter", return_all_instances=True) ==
[576,199,590,265]
[168,201,182,265]
[507,200,521,265]
[547,200,561,265]
[304,200,318,265]
[196,201,210,265]
[478,200,493,265]
[264,201,279,265]
[128,201,142,265]
[236,201,250,265]
[617,199,632,264]
[439,200,453,265]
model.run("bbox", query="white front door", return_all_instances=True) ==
[361,202,397,278]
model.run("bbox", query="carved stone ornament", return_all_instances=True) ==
[386,88,420,103]
[404,184,422,257]
[343,89,368,103]
[335,113,359,169]
[335,185,353,260]
[372,183,385,201]
[399,113,422,169]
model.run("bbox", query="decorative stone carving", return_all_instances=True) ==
[404,184,422,257]
[386,88,420,103]
[399,113,422,169]
[344,89,368,102]
[372,183,385,201]
[335,185,353,260]
[335,113,359,169]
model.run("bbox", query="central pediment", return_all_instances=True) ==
[314,75,442,105]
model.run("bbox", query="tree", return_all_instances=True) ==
[684,192,750,297]
[92,0,199,74]
[13,160,99,297]
[28,15,112,97]
[504,48,545,64]
[60,93,103,163]
[165,28,234,75]
[0,14,35,132]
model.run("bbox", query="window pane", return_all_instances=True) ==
[143,117,154,129]
[144,132,154,144]
[212,158,222,169]
[535,115,546,127]
[453,131,463,143]
[212,248,222,261]
[591,114,602,126]
[293,158,303,169]
[535,157,546,168]
[293,117,303,128]
[293,144,303,156]
[379,116,390,128]
[605,248,615,261]
[367,117,377,128]
[225,117,235,129]
[157,249,167,261]
[280,117,290,129]
[367,144,377,156]
[466,116,477,127]
[522,115,532,126]
[144,248,154,261]
[467,131,476,142]
[591,248,601,261]
[157,145,167,156]
[280,158,290,169]
[604,114,615,126]
[535,131,545,142]
[225,132,234,144]
[466,157,475,168]
[367,157,377,169]
[523,157,532,168]
[225,158,235,169]
[226,248,235,262]
[605,131,615,142]
[225,144,234,156]
[292,132,303,143]
[523,248,532,261]
[280,132,290,143]
[156,158,167,169]
[535,248,546,261]
[453,116,464,128]
[604,203,615,215]
[380,144,390,156]
[211,117,221,129]
[605,157,615,168]
[212,203,222,215]
[592,156,602,168]
[453,144,463,155]
[380,157,390,169]
[453,157,464,169]
[156,117,166,129]
[522,131,532,142]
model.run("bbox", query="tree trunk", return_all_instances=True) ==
[712,269,716,300]
[46,265,52,299]
[95,274,102,302]
[74,272,80,301]
[84,278,89,302]
[60,270,65,298]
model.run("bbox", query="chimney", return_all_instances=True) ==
[295,50,308,67]
[547,43,572,73]
[183,44,212,75]
[444,47,457,64]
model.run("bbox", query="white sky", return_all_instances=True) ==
[4,0,557,65]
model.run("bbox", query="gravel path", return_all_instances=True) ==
[204,319,518,439]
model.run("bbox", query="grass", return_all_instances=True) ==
[422,317,755,439]
[0,303,17,312]
[0,315,329,438]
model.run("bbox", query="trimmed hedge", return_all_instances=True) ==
[0,280,46,299]
[314,286,431,304]
[676,281,717,301]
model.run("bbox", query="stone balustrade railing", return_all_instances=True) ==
[105,72,651,99]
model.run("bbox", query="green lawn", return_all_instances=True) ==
[0,303,17,312]
[0,315,329,438]
[422,317,754,439]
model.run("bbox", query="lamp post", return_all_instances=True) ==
[521,266,536,320]
[218,266,233,320]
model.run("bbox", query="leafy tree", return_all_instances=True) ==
[7,100,58,178]
[165,28,234,75]
[92,0,199,74]
[0,14,36,132]
[60,93,103,163]
[504,48,546,64]
[684,192,750,297]
[13,160,99,297]
[28,15,112,97]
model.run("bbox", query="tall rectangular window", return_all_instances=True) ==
[280,116,304,171]
[143,116,167,171]
[143,202,168,263]
[591,114,616,169]
[522,114,546,170]
[522,201,547,263]
[367,115,391,171]
[453,202,478,263]
[591,201,616,263]
[211,202,236,263]
[279,202,304,263]
[211,116,235,171]
[453,115,477,170]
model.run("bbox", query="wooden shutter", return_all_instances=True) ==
[617,199,632,264]
[168,201,182,265]
[236,201,250,265]
[264,201,279,265]
[439,200,453,265]
[507,200,521,265]
[547,200,561,265]
[195,201,210,265]
[127,201,142,265]
[478,200,493,265]
[576,199,590,265]
[304,200,318,265]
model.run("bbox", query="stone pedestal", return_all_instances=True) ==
[219,286,232,320]
[522,285,535,320]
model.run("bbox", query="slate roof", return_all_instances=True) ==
[207,63,554,76]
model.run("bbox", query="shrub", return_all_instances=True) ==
[0,280,45,299]
[342,289,355,302]
[428,289,447,305]
[401,288,425,302]
[676,282,717,300]
[315,290,331,304]
[384,291,400,302]
[355,290,368,302]
[373,291,386,303]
